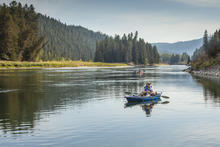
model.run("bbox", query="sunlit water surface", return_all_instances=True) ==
[0,65,220,147]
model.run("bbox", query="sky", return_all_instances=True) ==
[1,0,220,43]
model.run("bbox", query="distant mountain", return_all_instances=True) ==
[152,38,203,55]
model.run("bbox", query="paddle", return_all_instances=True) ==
[125,92,139,95]
[161,95,170,99]
[161,101,169,104]
[125,92,131,95]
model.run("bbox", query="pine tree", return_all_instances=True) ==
[94,31,160,64]
[0,5,18,60]
[0,1,46,61]
[152,46,160,63]
[207,30,220,57]
[203,30,208,53]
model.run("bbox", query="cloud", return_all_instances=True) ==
[169,0,220,8]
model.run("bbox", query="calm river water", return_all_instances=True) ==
[0,65,220,147]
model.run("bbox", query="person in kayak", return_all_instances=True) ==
[137,69,143,76]
[140,82,157,96]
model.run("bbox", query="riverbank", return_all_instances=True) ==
[185,54,220,78]
[0,61,128,69]
[153,63,169,66]
[185,64,220,78]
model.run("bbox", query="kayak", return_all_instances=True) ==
[125,93,162,102]
[124,100,159,108]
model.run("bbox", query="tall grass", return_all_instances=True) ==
[0,61,127,68]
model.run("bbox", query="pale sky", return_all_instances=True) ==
[1,0,220,43]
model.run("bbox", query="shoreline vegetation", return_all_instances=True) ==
[185,29,220,78]
[0,61,128,69]
[152,63,169,66]
[0,61,171,69]
[184,55,220,77]
[185,66,220,78]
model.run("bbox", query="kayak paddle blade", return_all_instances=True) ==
[161,101,169,104]
[161,95,169,99]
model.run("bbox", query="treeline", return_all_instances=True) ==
[191,47,203,61]
[0,2,160,63]
[204,30,220,57]
[160,53,190,65]
[39,15,106,61]
[0,2,107,62]
[192,29,220,61]
[94,32,160,64]
[0,1,45,61]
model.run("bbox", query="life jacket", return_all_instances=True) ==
[144,85,152,92]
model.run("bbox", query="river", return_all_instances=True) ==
[0,65,220,147]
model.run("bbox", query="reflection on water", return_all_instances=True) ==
[0,66,220,147]
[0,71,43,135]
[193,76,220,105]
[124,100,170,117]
[142,103,155,117]
[0,68,141,135]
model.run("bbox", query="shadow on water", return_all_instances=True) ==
[124,100,170,117]
[193,76,220,105]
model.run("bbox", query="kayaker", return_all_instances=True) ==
[141,82,157,96]
[137,69,143,76]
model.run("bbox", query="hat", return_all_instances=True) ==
[146,82,151,85]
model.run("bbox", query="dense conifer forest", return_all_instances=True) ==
[94,31,160,64]
[191,29,220,69]
[0,1,45,61]
[160,53,190,65]
[0,1,106,61]
[39,15,106,61]
[192,30,220,61]
[0,1,159,64]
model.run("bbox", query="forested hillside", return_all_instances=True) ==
[39,15,106,61]
[0,2,159,64]
[95,31,160,64]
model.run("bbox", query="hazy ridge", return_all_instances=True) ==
[152,38,203,55]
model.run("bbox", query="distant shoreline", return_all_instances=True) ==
[0,61,187,70]
[0,61,128,69]
[152,63,169,66]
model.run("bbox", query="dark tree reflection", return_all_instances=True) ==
[193,76,220,105]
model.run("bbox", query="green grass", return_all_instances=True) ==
[0,61,128,69]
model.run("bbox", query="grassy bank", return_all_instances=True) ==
[0,61,128,69]
[191,54,220,70]
[152,63,169,66]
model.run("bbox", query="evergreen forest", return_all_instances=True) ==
[192,30,220,61]
[0,2,160,64]
[94,31,160,64]
[0,1,45,61]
